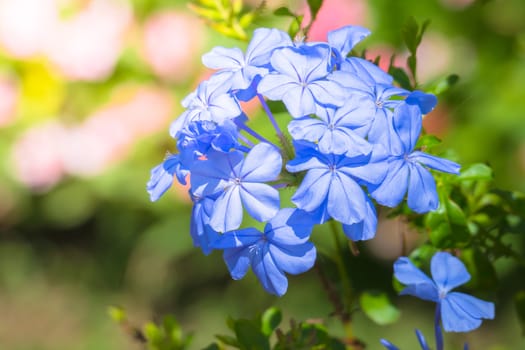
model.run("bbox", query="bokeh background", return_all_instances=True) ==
[0,0,524,349]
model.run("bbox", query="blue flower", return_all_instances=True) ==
[212,208,317,296]
[169,74,242,137]
[288,95,374,157]
[189,192,220,255]
[394,252,495,332]
[369,102,460,213]
[147,154,188,201]
[257,45,347,118]
[202,28,292,100]
[190,142,282,232]
[286,141,387,225]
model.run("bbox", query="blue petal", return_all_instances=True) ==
[202,46,244,70]
[269,242,316,275]
[380,339,400,350]
[240,142,282,182]
[392,102,422,154]
[369,159,409,208]
[291,168,331,212]
[223,247,251,280]
[282,85,317,117]
[430,252,471,293]
[147,155,181,201]
[342,197,377,241]
[440,292,495,332]
[327,25,371,58]
[393,257,438,302]
[265,208,315,243]
[288,116,327,142]
[252,244,288,296]
[246,28,292,66]
[344,57,393,86]
[409,151,461,175]
[209,186,243,232]
[327,173,366,225]
[212,227,262,249]
[415,329,430,350]
[407,163,439,213]
[406,90,438,114]
[190,151,243,197]
[240,183,280,222]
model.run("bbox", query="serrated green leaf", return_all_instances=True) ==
[458,163,493,181]
[261,307,282,336]
[359,292,401,325]
[234,320,270,350]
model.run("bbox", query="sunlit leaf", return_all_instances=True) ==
[359,291,401,325]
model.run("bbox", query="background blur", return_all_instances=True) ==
[0,0,524,349]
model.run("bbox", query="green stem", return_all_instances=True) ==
[328,220,355,342]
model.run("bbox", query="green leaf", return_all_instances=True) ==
[515,291,525,336]
[426,198,470,248]
[359,291,401,325]
[389,66,413,90]
[261,307,282,336]
[274,6,295,17]
[429,74,459,95]
[306,0,323,21]
[287,15,304,39]
[401,17,419,54]
[144,322,163,345]
[461,248,498,290]
[458,163,493,181]
[201,344,221,350]
[234,320,270,350]
[215,334,240,347]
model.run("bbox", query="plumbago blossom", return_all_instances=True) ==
[148,25,461,296]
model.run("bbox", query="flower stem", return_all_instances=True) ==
[235,119,272,144]
[434,304,444,350]
[257,93,284,138]
[329,219,356,343]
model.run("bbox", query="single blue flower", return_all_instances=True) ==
[394,252,495,332]
[286,141,388,226]
[147,154,188,201]
[257,45,347,118]
[212,208,317,296]
[288,94,374,157]
[190,142,282,232]
[369,102,460,213]
[177,119,240,159]
[169,74,242,137]
[202,28,291,100]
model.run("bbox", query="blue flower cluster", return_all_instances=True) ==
[147,25,460,296]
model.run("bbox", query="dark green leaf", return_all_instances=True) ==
[430,74,459,95]
[234,319,270,350]
[461,248,498,290]
[515,291,525,335]
[201,343,221,350]
[426,198,470,248]
[401,16,419,54]
[389,66,412,90]
[307,0,323,21]
[359,291,401,325]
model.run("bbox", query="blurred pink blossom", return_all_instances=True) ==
[0,78,18,127]
[62,88,173,176]
[11,88,173,188]
[45,0,132,81]
[142,11,205,82]
[302,0,368,41]
[11,121,67,190]
[0,0,57,57]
